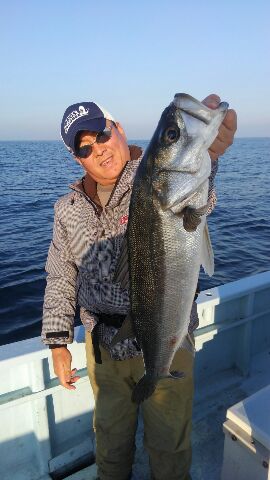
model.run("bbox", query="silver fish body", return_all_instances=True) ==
[114,94,228,403]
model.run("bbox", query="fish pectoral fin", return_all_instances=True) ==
[110,313,135,347]
[113,235,129,289]
[201,222,214,277]
[132,371,185,403]
[182,204,209,232]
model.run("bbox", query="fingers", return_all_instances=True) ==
[201,94,220,109]
[222,109,237,134]
[215,124,233,149]
[209,109,237,160]
[201,94,237,160]
[61,367,80,390]
[51,348,81,391]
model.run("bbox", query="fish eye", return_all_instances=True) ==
[162,125,180,144]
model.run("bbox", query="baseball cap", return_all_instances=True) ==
[60,101,115,154]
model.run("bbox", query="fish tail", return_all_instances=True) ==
[132,371,186,403]
[131,375,157,404]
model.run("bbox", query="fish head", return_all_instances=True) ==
[145,102,188,174]
[173,93,229,157]
[149,93,229,210]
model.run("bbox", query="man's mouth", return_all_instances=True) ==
[100,156,113,168]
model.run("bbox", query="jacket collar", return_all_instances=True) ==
[69,145,143,209]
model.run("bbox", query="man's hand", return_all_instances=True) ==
[202,94,237,161]
[51,346,80,390]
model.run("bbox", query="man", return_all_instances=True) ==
[41,95,237,480]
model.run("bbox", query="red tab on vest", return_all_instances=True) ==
[120,215,128,225]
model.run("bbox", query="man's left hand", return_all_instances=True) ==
[202,94,237,161]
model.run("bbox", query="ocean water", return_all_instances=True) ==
[0,138,269,346]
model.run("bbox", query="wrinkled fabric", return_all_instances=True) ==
[86,330,194,480]
[41,145,218,360]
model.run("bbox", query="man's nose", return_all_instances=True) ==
[93,141,107,156]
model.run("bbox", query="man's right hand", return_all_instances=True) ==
[51,346,80,390]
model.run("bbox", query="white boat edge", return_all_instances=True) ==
[0,270,270,480]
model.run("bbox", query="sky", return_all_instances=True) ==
[0,0,269,140]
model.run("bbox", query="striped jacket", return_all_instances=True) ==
[41,145,218,360]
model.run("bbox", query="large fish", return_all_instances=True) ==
[113,93,228,404]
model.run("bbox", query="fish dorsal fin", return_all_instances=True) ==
[110,313,135,347]
[114,235,129,289]
[201,222,214,277]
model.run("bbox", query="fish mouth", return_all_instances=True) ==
[167,175,208,212]
[168,187,198,212]
[173,93,229,124]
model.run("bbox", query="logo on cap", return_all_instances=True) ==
[64,106,89,134]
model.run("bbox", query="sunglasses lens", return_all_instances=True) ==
[75,126,112,158]
[76,145,92,158]
[97,127,112,144]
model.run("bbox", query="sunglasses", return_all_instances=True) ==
[75,124,113,159]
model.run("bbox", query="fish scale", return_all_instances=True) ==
[129,177,205,378]
[113,94,229,403]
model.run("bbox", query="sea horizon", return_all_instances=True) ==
[0,138,269,346]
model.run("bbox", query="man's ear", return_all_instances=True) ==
[114,122,127,141]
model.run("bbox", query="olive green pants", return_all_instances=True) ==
[86,331,194,480]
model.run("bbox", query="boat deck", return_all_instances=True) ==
[64,348,270,480]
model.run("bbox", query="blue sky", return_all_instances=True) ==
[0,0,269,140]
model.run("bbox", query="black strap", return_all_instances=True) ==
[90,313,126,364]
[49,344,67,349]
[91,324,102,364]
[98,312,126,328]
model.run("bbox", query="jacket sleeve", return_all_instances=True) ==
[41,201,78,346]
[206,159,219,216]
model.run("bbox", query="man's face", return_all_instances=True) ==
[75,121,131,185]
